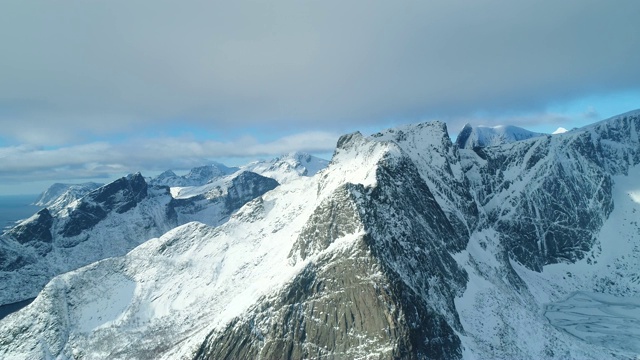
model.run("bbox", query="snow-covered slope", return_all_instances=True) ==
[2,110,640,359]
[170,171,279,226]
[455,123,544,149]
[242,151,329,183]
[33,182,103,213]
[0,171,277,307]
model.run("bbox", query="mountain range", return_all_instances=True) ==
[1,113,639,359]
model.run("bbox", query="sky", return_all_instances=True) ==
[1,0,639,196]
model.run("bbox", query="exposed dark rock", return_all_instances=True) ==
[6,209,53,245]
[290,184,362,262]
[224,172,279,212]
[60,173,148,237]
[335,132,364,152]
[455,123,474,149]
[197,236,461,360]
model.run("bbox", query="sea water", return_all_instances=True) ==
[0,194,41,231]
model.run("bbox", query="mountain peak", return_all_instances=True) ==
[455,123,543,149]
[33,182,103,212]
[4,111,640,359]
[552,127,568,134]
[242,152,329,184]
[335,131,365,151]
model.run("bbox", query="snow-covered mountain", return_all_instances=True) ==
[0,152,325,309]
[149,152,327,187]
[149,163,238,187]
[170,171,279,226]
[0,171,278,307]
[552,126,569,134]
[241,151,329,184]
[2,110,640,359]
[455,123,544,148]
[33,182,103,213]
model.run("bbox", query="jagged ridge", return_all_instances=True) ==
[1,110,640,359]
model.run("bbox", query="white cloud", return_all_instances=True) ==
[0,131,339,183]
[0,0,638,145]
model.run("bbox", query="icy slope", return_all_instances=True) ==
[461,110,640,271]
[452,163,640,360]
[455,123,544,149]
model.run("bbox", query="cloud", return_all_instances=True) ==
[443,107,613,137]
[0,0,639,145]
[447,112,572,132]
[583,106,600,119]
[0,131,340,183]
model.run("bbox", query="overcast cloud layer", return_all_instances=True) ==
[1,0,639,191]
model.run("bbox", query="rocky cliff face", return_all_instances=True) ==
[1,111,640,359]
[462,113,640,272]
[199,149,468,359]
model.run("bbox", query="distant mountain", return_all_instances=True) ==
[170,171,279,226]
[149,163,239,187]
[0,153,327,308]
[242,151,329,183]
[455,123,544,148]
[552,126,569,134]
[3,111,640,359]
[149,152,328,188]
[0,171,277,307]
[33,182,103,213]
